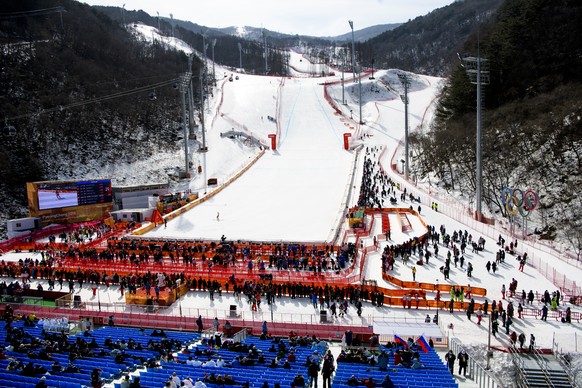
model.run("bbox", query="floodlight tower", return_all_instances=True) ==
[202,32,207,68]
[211,39,217,86]
[238,42,243,71]
[348,20,363,124]
[349,20,356,81]
[199,67,207,153]
[398,73,411,180]
[341,49,346,104]
[170,13,174,37]
[357,66,363,125]
[263,29,268,75]
[179,72,192,176]
[187,55,197,141]
[462,55,490,222]
[202,31,209,110]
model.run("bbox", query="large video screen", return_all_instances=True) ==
[37,180,112,210]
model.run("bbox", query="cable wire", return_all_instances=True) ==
[5,77,180,122]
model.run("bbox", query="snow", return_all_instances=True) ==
[130,23,193,54]
[3,28,582,388]
[135,36,582,361]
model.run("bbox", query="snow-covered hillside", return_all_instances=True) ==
[2,22,582,388]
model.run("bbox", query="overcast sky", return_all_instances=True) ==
[80,0,455,37]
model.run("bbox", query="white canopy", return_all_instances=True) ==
[372,320,443,341]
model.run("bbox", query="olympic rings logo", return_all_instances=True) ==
[500,187,539,218]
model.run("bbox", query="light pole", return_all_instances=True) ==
[398,73,411,180]
[349,20,356,81]
[178,72,192,177]
[157,11,160,31]
[199,67,207,153]
[486,312,492,369]
[170,13,174,37]
[341,49,345,105]
[202,32,207,68]
[211,39,217,86]
[348,21,363,124]
[187,55,196,140]
[263,29,268,75]
[121,4,125,25]
[202,31,209,110]
[237,42,243,71]
[358,65,363,125]
[461,55,489,222]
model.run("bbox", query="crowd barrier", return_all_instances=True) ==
[106,238,339,258]
[385,131,581,298]
[132,149,266,236]
[10,303,373,340]
[521,307,580,322]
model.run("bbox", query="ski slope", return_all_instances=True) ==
[146,74,354,242]
[122,29,582,370]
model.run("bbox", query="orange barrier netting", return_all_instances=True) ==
[5,206,491,313]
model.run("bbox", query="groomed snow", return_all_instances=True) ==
[3,26,581,388]
[134,31,582,360]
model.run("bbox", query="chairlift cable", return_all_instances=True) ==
[4,78,180,122]
[0,7,66,20]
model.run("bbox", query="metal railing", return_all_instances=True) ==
[510,344,557,388]
[554,352,579,388]
[0,294,43,305]
[553,339,580,388]
[510,348,528,388]
[448,337,503,388]
[17,298,444,328]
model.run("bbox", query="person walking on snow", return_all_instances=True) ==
[476,307,483,325]
[529,334,536,352]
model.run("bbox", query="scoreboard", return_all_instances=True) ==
[77,180,113,206]
[27,179,113,226]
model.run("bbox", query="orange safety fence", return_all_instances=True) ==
[399,212,413,232]
[383,273,486,297]
[105,238,341,257]
[25,256,360,288]
[132,149,266,237]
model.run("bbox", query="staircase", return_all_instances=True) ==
[381,213,390,234]
[514,351,572,388]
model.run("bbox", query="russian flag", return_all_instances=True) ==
[394,334,409,348]
[417,335,430,353]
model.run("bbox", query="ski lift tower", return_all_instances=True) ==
[398,73,411,180]
[263,29,268,75]
[238,42,243,71]
[348,21,363,124]
[211,39,217,86]
[461,55,489,222]
[178,72,192,177]
[349,20,356,82]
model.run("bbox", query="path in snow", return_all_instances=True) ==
[145,76,353,242]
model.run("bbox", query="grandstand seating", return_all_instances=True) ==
[0,320,199,388]
[136,335,328,388]
[0,318,335,388]
[331,345,457,388]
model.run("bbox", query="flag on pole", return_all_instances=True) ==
[393,334,409,348]
[417,335,430,353]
